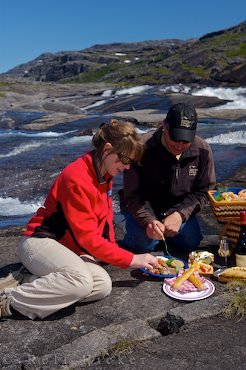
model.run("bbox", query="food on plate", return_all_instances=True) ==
[217,267,246,283]
[188,274,205,290]
[188,251,214,275]
[169,258,184,268]
[146,257,184,275]
[171,265,198,291]
[147,258,176,275]
[165,266,207,293]
[198,262,214,275]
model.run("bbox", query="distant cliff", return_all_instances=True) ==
[2,22,246,86]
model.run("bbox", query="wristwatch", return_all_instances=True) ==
[160,212,169,221]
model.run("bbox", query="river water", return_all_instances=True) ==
[0,84,245,228]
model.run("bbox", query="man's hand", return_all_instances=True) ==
[146,220,165,240]
[162,211,182,237]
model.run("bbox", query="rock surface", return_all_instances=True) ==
[2,22,245,86]
[0,78,245,369]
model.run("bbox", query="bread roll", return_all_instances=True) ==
[219,267,246,282]
[171,266,198,291]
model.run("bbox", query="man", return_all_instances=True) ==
[122,103,216,253]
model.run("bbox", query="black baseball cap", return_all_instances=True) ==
[166,103,198,142]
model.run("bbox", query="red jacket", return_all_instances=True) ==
[24,151,134,268]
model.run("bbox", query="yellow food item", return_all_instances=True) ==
[188,274,205,290]
[170,259,184,268]
[219,267,246,281]
[238,189,246,199]
[171,265,198,291]
[221,191,240,201]
[198,262,214,275]
[188,251,214,275]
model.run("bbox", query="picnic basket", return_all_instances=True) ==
[208,188,246,222]
[220,219,241,253]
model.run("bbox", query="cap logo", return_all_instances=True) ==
[180,117,193,128]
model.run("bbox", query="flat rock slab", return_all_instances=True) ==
[0,230,229,369]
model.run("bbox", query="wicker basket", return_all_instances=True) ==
[208,189,246,222]
[220,219,241,253]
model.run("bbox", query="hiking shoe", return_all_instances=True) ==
[0,263,26,292]
[0,293,12,318]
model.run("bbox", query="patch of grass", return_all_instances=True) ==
[0,81,12,87]
[223,281,246,320]
[71,63,128,83]
[94,339,136,365]
[226,43,246,57]
[181,63,208,78]
[207,32,245,48]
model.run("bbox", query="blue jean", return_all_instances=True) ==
[122,212,203,253]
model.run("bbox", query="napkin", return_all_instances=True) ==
[165,269,207,292]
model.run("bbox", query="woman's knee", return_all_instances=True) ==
[64,271,94,300]
[97,273,112,299]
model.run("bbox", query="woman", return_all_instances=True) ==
[0,119,157,320]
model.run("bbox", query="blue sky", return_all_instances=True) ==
[0,0,245,73]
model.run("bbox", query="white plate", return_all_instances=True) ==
[163,280,215,301]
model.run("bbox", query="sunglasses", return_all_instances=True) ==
[117,152,134,165]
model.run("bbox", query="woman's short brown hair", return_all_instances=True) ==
[92,119,144,164]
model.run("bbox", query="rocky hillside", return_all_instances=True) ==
[2,22,246,86]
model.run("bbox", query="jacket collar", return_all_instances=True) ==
[91,150,112,184]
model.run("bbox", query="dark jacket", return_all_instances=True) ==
[123,127,216,228]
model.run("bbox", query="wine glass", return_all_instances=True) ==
[218,237,230,266]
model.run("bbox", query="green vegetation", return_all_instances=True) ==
[210,32,245,49]
[223,281,246,320]
[67,63,126,83]
[226,43,246,57]
[181,63,208,78]
[0,81,12,88]
[98,339,136,363]
[7,23,244,86]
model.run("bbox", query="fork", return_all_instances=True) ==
[162,235,172,257]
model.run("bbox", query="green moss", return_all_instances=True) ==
[226,43,246,57]
[0,81,12,87]
[223,281,246,319]
[181,63,208,78]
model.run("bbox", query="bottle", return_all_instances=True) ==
[235,211,246,267]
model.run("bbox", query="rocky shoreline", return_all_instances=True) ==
[0,79,245,237]
[1,79,246,131]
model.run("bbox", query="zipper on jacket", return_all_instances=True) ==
[175,163,180,181]
[106,184,111,208]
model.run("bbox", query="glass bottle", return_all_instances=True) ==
[235,211,246,267]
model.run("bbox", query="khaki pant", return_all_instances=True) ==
[5,237,112,319]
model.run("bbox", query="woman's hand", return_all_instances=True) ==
[146,220,165,240]
[162,211,182,237]
[130,254,158,270]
